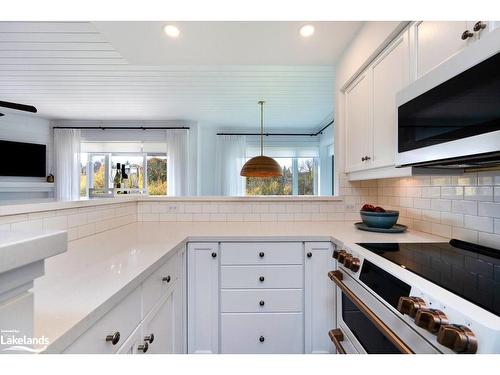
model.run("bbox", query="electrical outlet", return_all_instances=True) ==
[345,204,355,210]
[168,205,178,212]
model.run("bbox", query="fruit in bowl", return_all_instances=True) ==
[360,204,399,229]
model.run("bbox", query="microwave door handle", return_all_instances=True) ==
[328,270,414,354]
[328,329,347,354]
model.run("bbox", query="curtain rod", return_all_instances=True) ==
[53,126,190,130]
[216,119,333,137]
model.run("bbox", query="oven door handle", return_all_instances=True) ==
[328,270,414,354]
[328,329,347,354]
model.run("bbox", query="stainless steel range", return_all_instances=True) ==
[328,239,500,354]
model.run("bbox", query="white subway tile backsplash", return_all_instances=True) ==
[441,187,463,200]
[422,187,440,198]
[478,232,500,249]
[478,202,500,218]
[431,176,452,186]
[452,200,478,215]
[464,215,493,232]
[464,186,493,201]
[452,227,478,243]
[431,199,451,212]
[413,198,431,209]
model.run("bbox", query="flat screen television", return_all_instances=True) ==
[0,140,46,177]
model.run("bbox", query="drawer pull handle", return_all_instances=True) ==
[138,342,149,353]
[259,252,265,258]
[259,336,265,343]
[162,275,171,283]
[144,334,155,344]
[259,300,265,306]
[211,252,217,258]
[307,252,312,258]
[105,331,121,345]
[259,276,265,282]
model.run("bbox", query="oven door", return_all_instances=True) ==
[329,269,440,354]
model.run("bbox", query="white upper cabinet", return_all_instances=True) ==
[371,31,410,169]
[344,30,409,174]
[345,71,372,172]
[414,21,493,79]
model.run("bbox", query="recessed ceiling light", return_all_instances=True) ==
[299,25,315,38]
[164,25,180,38]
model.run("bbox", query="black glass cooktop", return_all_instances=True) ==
[357,240,500,317]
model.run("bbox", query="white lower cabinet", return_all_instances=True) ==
[187,243,219,354]
[220,313,304,354]
[187,241,336,354]
[63,247,185,354]
[304,242,336,354]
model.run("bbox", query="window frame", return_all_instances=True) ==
[82,151,167,197]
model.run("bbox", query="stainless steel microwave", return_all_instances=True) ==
[396,29,500,169]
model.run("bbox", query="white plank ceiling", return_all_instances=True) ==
[0,21,363,129]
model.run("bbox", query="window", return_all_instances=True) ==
[245,156,318,196]
[80,152,166,197]
[147,156,167,196]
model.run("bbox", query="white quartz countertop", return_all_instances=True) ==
[0,229,67,274]
[33,221,444,353]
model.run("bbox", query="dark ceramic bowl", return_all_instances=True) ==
[360,210,399,229]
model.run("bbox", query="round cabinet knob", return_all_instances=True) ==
[461,30,474,40]
[138,342,149,353]
[259,276,265,282]
[307,252,312,258]
[259,336,265,343]
[211,252,217,258]
[259,252,265,258]
[337,251,349,263]
[144,334,154,344]
[437,324,477,354]
[259,300,265,306]
[333,249,346,259]
[473,21,487,32]
[343,255,353,268]
[397,296,426,318]
[415,308,448,333]
[105,331,121,345]
[162,275,171,283]
[349,258,361,273]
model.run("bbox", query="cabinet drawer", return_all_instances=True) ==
[221,265,303,289]
[220,242,303,265]
[221,289,303,313]
[63,287,142,354]
[142,253,180,315]
[220,313,303,353]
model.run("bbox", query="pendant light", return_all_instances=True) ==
[240,101,283,177]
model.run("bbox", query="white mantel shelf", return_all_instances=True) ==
[0,181,54,192]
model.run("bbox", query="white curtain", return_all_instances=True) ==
[166,129,189,196]
[54,129,81,201]
[215,135,246,196]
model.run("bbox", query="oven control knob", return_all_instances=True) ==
[397,296,426,318]
[333,249,346,260]
[437,324,477,354]
[343,255,353,268]
[349,258,361,272]
[337,252,349,263]
[414,308,449,333]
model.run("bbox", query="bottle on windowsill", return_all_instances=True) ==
[121,164,128,193]
[113,163,122,189]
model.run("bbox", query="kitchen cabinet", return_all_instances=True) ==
[344,30,410,173]
[187,242,219,354]
[304,242,336,354]
[345,71,372,172]
[413,21,493,79]
[141,287,175,354]
[63,247,184,354]
[188,241,336,354]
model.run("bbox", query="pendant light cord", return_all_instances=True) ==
[259,100,265,156]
